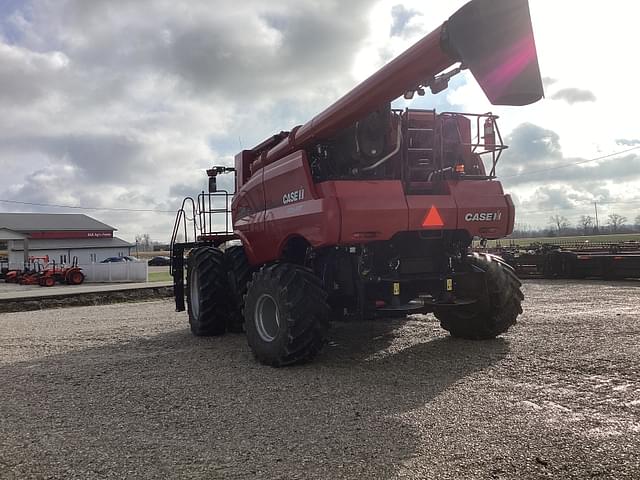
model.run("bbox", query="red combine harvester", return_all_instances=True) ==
[171,0,544,366]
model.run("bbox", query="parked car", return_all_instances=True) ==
[100,256,139,263]
[148,256,171,266]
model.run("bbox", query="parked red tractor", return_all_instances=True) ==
[171,0,544,366]
[4,256,49,284]
[4,256,85,287]
[38,258,85,287]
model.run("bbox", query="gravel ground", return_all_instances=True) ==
[0,280,639,479]
[0,281,46,294]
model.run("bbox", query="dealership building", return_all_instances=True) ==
[0,213,134,267]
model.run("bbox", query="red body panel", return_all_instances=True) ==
[319,181,408,243]
[232,150,341,265]
[232,149,515,266]
[407,192,458,231]
[231,167,266,264]
[450,181,513,238]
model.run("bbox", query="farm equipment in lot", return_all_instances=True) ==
[63,265,85,286]
[19,269,43,286]
[38,258,85,287]
[494,242,640,279]
[4,270,20,283]
[3,256,85,287]
[5,257,47,284]
[171,0,544,366]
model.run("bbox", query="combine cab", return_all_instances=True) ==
[171,0,544,366]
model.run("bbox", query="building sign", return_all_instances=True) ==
[28,231,114,239]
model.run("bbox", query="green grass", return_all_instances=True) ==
[482,233,640,247]
[148,271,172,283]
[136,251,170,259]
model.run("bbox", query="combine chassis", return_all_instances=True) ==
[170,0,543,366]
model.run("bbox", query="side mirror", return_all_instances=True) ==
[208,176,217,193]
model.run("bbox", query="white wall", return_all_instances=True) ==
[8,249,67,269]
[4,259,147,283]
[70,248,130,265]
[81,262,148,283]
[8,246,132,268]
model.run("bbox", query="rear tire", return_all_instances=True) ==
[186,247,230,336]
[244,263,330,367]
[66,270,84,285]
[224,246,252,333]
[434,253,524,339]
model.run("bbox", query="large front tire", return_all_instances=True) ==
[186,247,230,336]
[244,263,330,367]
[435,253,524,339]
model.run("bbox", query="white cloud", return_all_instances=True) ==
[0,0,638,240]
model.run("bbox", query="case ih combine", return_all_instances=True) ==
[171,0,544,366]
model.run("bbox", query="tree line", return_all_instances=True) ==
[512,213,640,238]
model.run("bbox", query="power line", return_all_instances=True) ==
[0,198,176,214]
[502,145,640,180]
[516,199,640,216]
[594,199,640,206]
[3,145,640,215]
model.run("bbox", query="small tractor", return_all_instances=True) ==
[4,256,49,284]
[38,257,85,287]
[171,0,544,366]
[4,256,85,287]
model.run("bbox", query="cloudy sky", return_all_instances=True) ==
[1,0,639,242]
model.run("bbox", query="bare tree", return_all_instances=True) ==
[135,233,152,252]
[577,215,593,235]
[549,215,570,235]
[607,213,627,233]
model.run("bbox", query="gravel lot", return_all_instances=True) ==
[1,280,639,479]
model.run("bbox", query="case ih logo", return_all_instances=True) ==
[283,188,305,205]
[465,212,502,222]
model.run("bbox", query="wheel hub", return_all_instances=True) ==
[255,294,280,342]
[190,269,200,318]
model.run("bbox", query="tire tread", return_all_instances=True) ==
[435,253,524,339]
[244,263,330,367]
[186,247,229,336]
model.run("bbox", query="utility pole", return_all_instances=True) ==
[594,201,599,234]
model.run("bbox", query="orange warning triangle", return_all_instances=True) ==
[422,206,444,228]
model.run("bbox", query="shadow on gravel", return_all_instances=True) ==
[0,318,508,479]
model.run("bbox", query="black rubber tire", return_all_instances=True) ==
[434,252,524,339]
[224,245,252,333]
[244,263,330,367]
[66,270,85,285]
[186,247,230,336]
